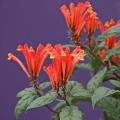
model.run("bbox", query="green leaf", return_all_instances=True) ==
[75,63,92,71]
[39,82,51,90]
[110,80,120,88]
[97,25,120,40]
[98,97,120,119]
[85,49,101,69]
[105,46,120,61]
[92,87,119,108]
[87,67,107,92]
[60,106,83,120]
[94,42,105,51]
[15,94,34,118]
[67,81,91,99]
[103,65,120,81]
[54,101,66,110]
[67,81,83,94]
[52,115,60,120]
[17,82,51,98]
[17,87,36,98]
[15,87,37,117]
[72,90,91,99]
[27,91,57,110]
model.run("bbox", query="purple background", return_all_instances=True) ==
[0,0,120,120]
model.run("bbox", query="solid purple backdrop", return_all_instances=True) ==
[0,0,120,120]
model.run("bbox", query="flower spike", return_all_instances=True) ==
[85,12,99,37]
[8,43,52,80]
[60,1,94,44]
[98,19,120,63]
[44,44,85,92]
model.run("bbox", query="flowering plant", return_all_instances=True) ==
[8,1,120,120]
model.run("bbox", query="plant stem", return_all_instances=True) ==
[31,78,58,114]
[62,83,70,106]
[103,112,110,120]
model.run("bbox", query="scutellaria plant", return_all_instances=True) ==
[8,1,120,120]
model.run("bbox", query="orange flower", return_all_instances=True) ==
[97,49,106,62]
[98,19,120,63]
[8,43,52,79]
[44,44,85,91]
[99,19,120,49]
[99,19,115,32]
[60,1,93,44]
[112,56,120,64]
[85,12,99,37]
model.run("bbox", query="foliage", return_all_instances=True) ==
[8,1,120,120]
[60,106,83,120]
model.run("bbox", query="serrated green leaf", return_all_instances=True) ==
[87,67,107,92]
[15,94,34,118]
[98,97,120,119]
[60,106,83,120]
[97,25,120,40]
[39,82,51,90]
[27,91,57,110]
[92,87,119,108]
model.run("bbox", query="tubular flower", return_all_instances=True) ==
[98,19,120,63]
[97,49,106,62]
[60,1,93,44]
[44,44,85,92]
[99,19,119,49]
[112,56,120,64]
[8,43,52,79]
[85,12,99,37]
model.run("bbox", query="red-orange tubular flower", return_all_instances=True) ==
[8,43,52,79]
[98,19,120,63]
[99,19,120,49]
[60,1,93,44]
[44,44,85,92]
[85,12,99,37]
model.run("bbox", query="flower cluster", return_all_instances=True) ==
[98,19,120,63]
[60,1,99,45]
[44,44,85,92]
[8,43,52,79]
[7,1,120,119]
[8,1,120,95]
[8,43,85,92]
[8,1,120,94]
